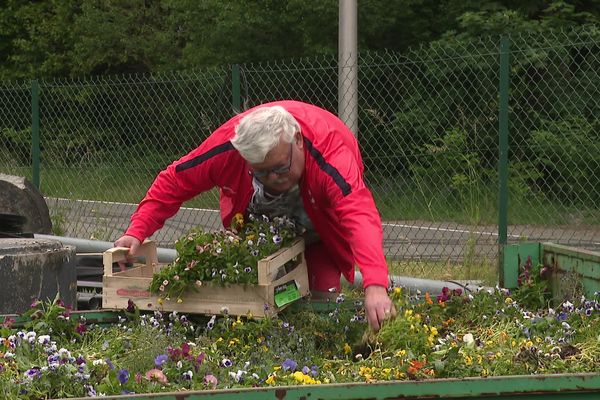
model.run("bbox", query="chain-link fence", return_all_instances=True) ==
[1,27,599,282]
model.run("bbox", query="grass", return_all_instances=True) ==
[373,179,600,226]
[387,258,498,286]
[1,164,219,209]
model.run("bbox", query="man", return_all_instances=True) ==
[115,100,395,330]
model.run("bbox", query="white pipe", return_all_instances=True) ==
[36,234,482,295]
[34,234,177,262]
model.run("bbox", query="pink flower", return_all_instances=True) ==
[204,374,218,388]
[145,368,168,384]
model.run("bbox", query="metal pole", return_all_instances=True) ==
[31,80,40,189]
[498,36,510,287]
[338,0,358,135]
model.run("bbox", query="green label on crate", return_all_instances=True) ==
[274,280,301,308]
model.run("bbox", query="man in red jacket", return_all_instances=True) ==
[115,100,395,330]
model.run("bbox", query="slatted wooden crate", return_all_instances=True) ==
[102,238,309,317]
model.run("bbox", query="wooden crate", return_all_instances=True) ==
[102,238,309,317]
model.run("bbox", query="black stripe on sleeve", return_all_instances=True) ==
[304,137,352,197]
[175,141,235,173]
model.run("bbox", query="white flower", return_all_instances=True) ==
[92,359,106,366]
[463,333,475,348]
[229,370,246,382]
[37,335,51,345]
[58,348,71,357]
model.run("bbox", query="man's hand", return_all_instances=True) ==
[364,285,396,331]
[113,235,141,271]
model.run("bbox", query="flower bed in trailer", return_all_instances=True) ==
[2,232,600,398]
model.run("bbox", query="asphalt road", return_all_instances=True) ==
[45,197,600,263]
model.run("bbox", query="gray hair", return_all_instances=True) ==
[231,106,300,163]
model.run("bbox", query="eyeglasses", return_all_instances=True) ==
[251,142,293,178]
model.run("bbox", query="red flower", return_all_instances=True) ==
[76,323,87,335]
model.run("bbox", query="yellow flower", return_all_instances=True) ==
[394,349,406,358]
[394,287,402,295]
[505,297,513,304]
[343,343,352,355]
[176,298,183,304]
[157,298,164,305]
[266,375,276,385]
[430,327,438,336]
[464,355,473,365]
[233,213,244,225]
[273,366,281,371]
[292,371,320,384]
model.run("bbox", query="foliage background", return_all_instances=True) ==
[0,0,599,282]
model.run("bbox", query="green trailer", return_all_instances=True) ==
[59,373,600,399]
[3,242,600,399]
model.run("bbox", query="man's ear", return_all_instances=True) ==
[295,131,303,148]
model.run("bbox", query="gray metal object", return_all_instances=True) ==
[0,238,76,313]
[338,0,358,134]
[0,174,52,234]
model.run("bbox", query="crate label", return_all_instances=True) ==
[274,280,301,307]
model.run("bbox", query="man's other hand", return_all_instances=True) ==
[364,285,396,331]
[113,235,141,271]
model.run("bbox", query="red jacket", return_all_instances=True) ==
[126,100,389,288]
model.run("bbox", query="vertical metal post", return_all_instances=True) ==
[338,0,358,135]
[31,79,41,189]
[232,64,241,114]
[498,36,510,286]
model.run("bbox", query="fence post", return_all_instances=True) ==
[31,79,40,189]
[232,64,241,113]
[498,36,510,287]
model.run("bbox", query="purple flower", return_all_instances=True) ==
[155,354,168,368]
[221,358,233,368]
[557,312,568,322]
[127,299,136,313]
[117,369,129,385]
[25,367,41,379]
[302,365,310,374]
[194,353,205,371]
[282,358,297,372]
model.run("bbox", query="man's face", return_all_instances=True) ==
[248,133,304,194]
